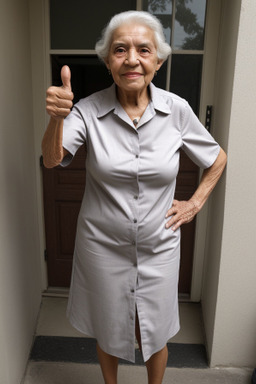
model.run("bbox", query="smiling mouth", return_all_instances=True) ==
[123,72,142,78]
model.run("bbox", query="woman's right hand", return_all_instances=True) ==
[46,65,74,120]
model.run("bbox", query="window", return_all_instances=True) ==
[143,0,207,114]
[49,0,207,114]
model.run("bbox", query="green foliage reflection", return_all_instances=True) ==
[176,0,204,49]
[146,0,205,49]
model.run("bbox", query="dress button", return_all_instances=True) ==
[135,155,139,158]
[131,289,135,293]
[134,195,138,200]
[133,219,137,223]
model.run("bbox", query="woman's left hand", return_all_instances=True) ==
[165,148,227,232]
[165,199,199,231]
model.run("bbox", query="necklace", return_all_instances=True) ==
[133,117,140,126]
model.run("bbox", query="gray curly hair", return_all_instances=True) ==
[95,11,172,61]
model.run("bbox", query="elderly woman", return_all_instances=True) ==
[42,10,227,384]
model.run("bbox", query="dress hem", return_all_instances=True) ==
[67,311,180,363]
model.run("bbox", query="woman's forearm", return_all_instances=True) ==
[42,65,73,168]
[190,147,227,212]
[41,117,67,168]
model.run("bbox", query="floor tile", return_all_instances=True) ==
[36,297,84,337]
[23,362,253,384]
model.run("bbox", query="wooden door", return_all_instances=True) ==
[42,136,198,293]
[175,152,198,293]
[42,145,86,287]
[43,0,209,293]
[42,57,200,293]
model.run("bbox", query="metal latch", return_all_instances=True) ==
[205,105,213,132]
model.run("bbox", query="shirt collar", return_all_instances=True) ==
[149,82,172,115]
[96,83,116,118]
[97,82,172,118]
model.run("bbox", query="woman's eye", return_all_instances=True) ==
[140,48,150,55]
[115,47,125,54]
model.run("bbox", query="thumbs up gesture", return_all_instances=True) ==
[46,65,74,120]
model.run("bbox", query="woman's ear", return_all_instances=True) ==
[156,59,164,71]
[104,58,110,70]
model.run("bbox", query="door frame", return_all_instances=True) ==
[31,0,222,299]
[190,0,222,301]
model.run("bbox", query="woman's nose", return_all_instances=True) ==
[125,49,139,65]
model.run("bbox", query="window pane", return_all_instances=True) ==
[170,54,203,115]
[51,55,167,102]
[51,55,113,103]
[174,0,207,50]
[143,0,172,44]
[50,0,136,49]
[152,59,167,89]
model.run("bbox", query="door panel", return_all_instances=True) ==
[43,145,86,287]
[50,0,136,50]
[175,151,199,293]
[43,145,198,292]
[43,56,199,292]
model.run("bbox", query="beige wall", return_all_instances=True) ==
[0,1,255,382]
[0,0,42,383]
[202,0,256,367]
[29,0,49,289]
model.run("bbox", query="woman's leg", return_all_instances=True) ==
[136,312,168,384]
[145,345,168,384]
[135,312,142,352]
[96,343,119,384]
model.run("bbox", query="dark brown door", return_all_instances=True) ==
[42,145,86,287]
[175,152,199,293]
[42,54,200,293]
[42,146,198,293]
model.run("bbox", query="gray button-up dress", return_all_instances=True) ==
[62,83,220,363]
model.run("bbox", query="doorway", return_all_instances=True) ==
[42,0,215,295]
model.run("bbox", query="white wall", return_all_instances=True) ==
[29,0,49,290]
[0,0,42,383]
[202,0,256,367]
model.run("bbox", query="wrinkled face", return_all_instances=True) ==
[105,23,163,93]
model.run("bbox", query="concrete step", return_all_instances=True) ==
[23,361,252,384]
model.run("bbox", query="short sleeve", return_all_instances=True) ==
[181,103,220,169]
[61,103,87,166]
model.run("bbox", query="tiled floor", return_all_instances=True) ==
[22,297,253,384]
[24,362,252,384]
